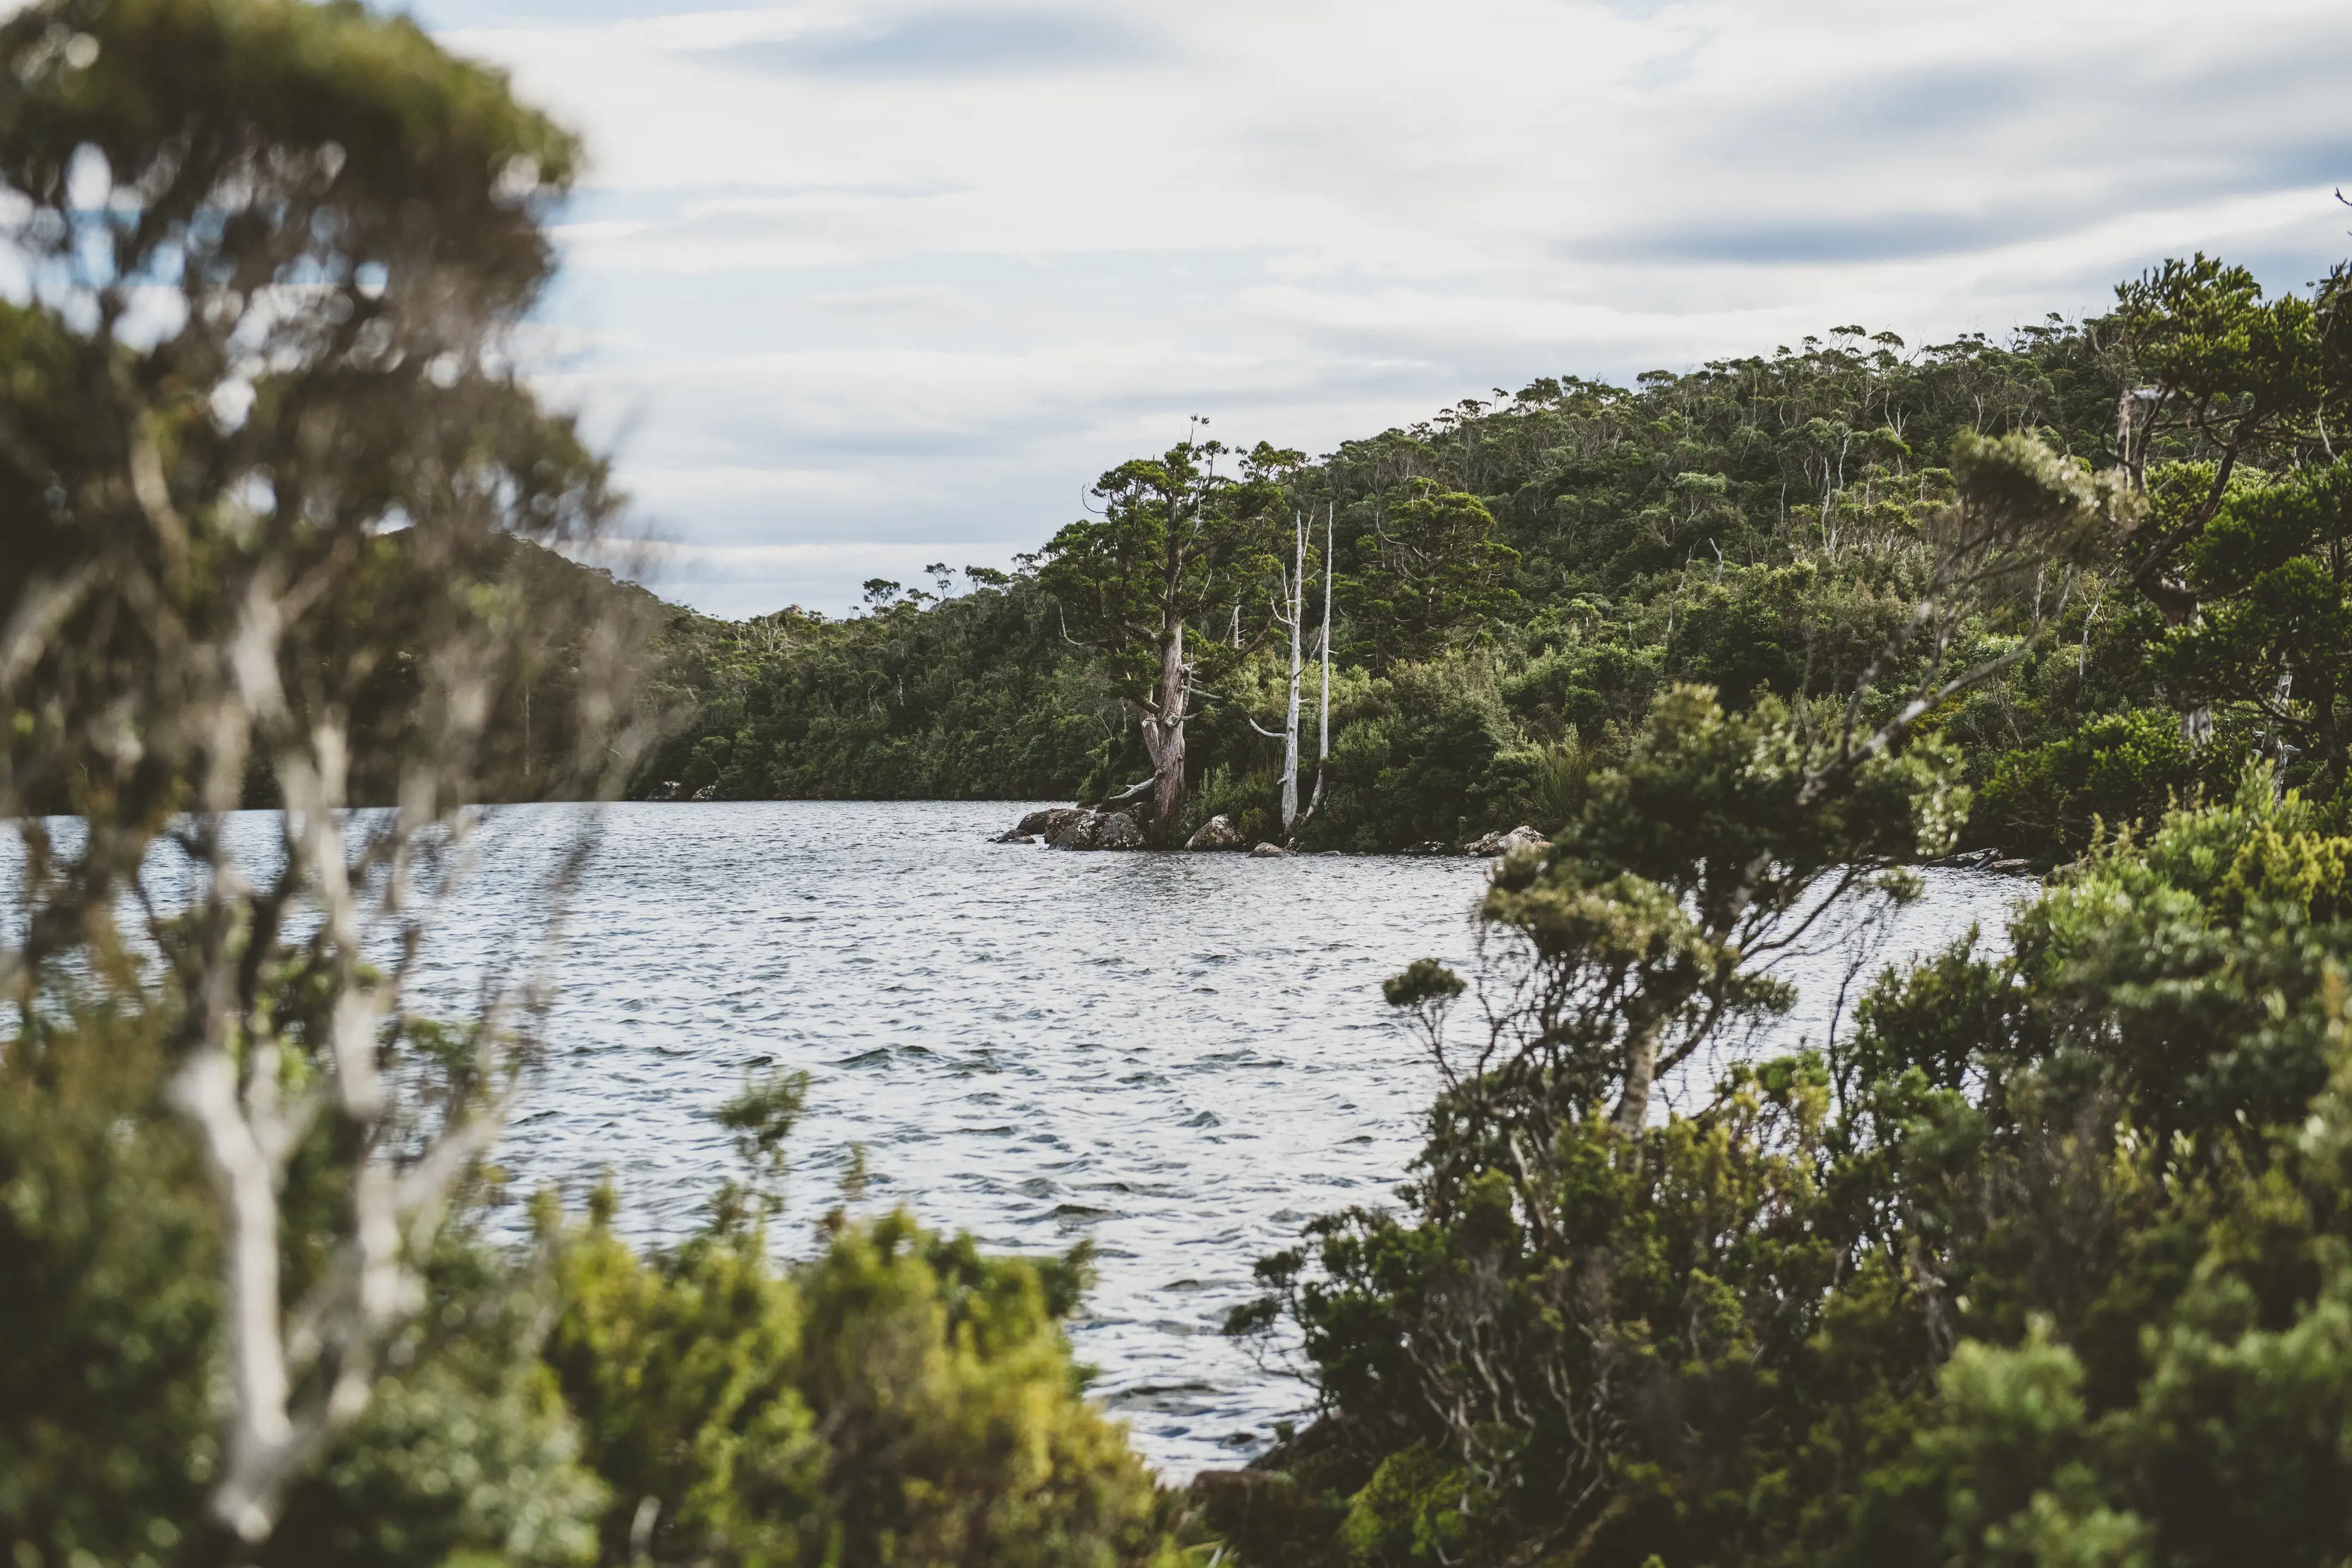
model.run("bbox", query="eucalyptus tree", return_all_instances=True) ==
[2113,254,2329,622]
[1303,503,1336,832]
[2149,458,2352,786]
[1036,430,1300,832]
[1393,429,2132,1230]
[2101,256,2352,764]
[1339,478,1518,671]
[0,0,650,1555]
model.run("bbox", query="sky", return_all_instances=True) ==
[409,0,2352,618]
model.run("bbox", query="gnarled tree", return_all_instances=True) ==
[1036,431,1299,832]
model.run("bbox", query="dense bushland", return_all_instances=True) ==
[1207,759,2352,1568]
[643,268,2351,857]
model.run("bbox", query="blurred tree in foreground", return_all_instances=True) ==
[0,0,643,1551]
[0,4,1172,1567]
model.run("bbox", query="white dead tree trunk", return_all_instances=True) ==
[1279,503,1339,846]
[1314,502,1335,813]
[1281,511,1306,832]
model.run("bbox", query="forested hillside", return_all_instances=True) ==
[638,261,2341,855]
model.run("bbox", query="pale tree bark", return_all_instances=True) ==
[1609,1007,1667,1137]
[1143,623,1189,828]
[0,30,657,1543]
[1314,503,1334,813]
[1281,513,1305,832]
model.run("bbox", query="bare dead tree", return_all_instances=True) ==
[1247,511,1311,831]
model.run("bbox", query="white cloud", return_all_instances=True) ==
[422,0,2352,614]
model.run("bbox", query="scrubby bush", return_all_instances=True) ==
[1977,706,2212,858]
[0,1017,1178,1568]
[549,1196,1173,1568]
[1210,769,2352,1567]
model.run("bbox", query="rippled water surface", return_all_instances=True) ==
[402,801,2023,1476]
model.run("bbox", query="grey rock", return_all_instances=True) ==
[1249,842,1289,858]
[1469,824,1548,858]
[991,830,1038,844]
[1017,806,1088,838]
[1092,811,1144,849]
[1044,808,1145,851]
[691,783,717,802]
[1186,814,1245,851]
[1401,840,1453,856]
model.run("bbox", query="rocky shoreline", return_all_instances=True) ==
[992,807,1551,858]
[985,811,2049,875]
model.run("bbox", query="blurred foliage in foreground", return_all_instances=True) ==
[0,3,1173,1565]
[0,1025,1175,1567]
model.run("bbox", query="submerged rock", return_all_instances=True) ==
[1401,840,1453,856]
[991,830,1038,844]
[1186,815,1244,851]
[1249,842,1289,858]
[1042,808,1145,851]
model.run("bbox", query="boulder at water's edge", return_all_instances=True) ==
[1467,824,1549,858]
[1186,815,1245,851]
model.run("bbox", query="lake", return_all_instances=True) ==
[402,800,2029,1476]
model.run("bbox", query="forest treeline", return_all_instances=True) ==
[635,275,2345,856]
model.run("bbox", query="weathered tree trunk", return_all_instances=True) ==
[1611,1006,1665,1137]
[1144,623,1187,828]
[1281,514,1303,831]
[1313,503,1333,813]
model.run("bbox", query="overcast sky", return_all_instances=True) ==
[412,0,2352,618]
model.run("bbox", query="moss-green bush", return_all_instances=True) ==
[1977,706,2214,858]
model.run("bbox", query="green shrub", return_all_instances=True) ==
[549,1203,1176,1567]
[1978,707,2211,857]
[1226,773,2352,1567]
